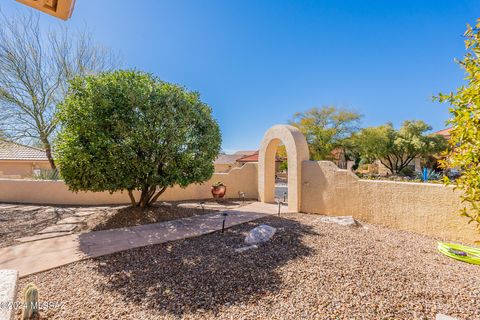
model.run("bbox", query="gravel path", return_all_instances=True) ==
[16,213,480,319]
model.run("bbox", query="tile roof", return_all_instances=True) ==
[0,139,48,161]
[214,154,243,165]
[236,152,259,163]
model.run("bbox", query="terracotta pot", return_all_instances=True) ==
[211,185,226,198]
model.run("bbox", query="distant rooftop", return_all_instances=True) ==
[433,128,452,139]
[0,139,48,161]
[237,152,260,163]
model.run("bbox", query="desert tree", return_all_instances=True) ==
[352,121,447,174]
[289,106,362,162]
[55,70,222,208]
[436,19,480,233]
[0,10,119,169]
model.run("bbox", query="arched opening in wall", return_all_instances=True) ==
[260,138,293,210]
[258,125,310,212]
[275,144,288,204]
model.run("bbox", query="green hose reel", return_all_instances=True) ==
[437,242,480,265]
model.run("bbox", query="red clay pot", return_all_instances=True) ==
[211,185,226,198]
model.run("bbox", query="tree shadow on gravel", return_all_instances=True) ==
[93,215,319,316]
[90,203,218,232]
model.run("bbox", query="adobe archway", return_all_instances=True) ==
[258,125,310,212]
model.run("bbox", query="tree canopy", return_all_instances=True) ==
[289,106,362,161]
[352,121,447,174]
[436,19,480,232]
[55,70,221,208]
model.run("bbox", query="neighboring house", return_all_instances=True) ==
[214,150,284,173]
[236,151,260,165]
[433,127,452,140]
[214,150,258,173]
[214,154,244,173]
[236,151,283,173]
[0,139,50,179]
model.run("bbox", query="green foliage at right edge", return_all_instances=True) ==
[436,19,480,235]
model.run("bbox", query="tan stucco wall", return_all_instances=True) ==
[214,163,243,173]
[0,160,51,178]
[301,161,478,244]
[0,163,258,205]
[258,125,310,212]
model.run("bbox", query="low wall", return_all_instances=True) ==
[0,163,258,205]
[301,161,478,244]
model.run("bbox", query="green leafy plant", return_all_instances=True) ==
[212,181,225,188]
[289,106,362,161]
[32,169,61,181]
[55,70,221,208]
[352,121,447,174]
[436,19,480,234]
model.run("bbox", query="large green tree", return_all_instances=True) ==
[353,121,447,174]
[289,106,362,161]
[55,70,221,208]
[436,19,480,231]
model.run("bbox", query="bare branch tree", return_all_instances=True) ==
[0,10,120,169]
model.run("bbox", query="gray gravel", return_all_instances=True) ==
[16,213,480,319]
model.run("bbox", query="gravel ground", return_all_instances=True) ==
[0,200,248,248]
[16,213,480,319]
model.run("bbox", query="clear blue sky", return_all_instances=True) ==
[2,0,479,152]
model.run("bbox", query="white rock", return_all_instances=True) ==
[0,269,18,320]
[318,216,361,227]
[436,314,458,320]
[234,245,258,253]
[245,225,276,245]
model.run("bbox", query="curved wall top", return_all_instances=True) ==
[258,124,310,212]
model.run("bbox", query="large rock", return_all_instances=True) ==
[0,269,18,320]
[318,216,361,227]
[245,224,276,245]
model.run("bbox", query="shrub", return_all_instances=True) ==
[55,70,221,208]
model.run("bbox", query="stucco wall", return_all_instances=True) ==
[0,160,51,178]
[0,163,258,205]
[214,163,242,173]
[301,161,478,244]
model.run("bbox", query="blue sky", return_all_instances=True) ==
[2,0,479,152]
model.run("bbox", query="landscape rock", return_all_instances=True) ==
[0,269,18,320]
[234,245,258,253]
[318,216,361,227]
[436,314,458,320]
[245,224,276,245]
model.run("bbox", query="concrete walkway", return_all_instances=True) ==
[0,202,279,278]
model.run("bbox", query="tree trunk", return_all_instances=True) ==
[137,185,167,208]
[127,190,137,207]
[42,139,56,170]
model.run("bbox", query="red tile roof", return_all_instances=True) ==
[236,152,259,163]
[236,151,283,163]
